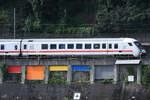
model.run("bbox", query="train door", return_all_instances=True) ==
[28,42,35,55]
[117,42,124,55]
[34,42,40,55]
[21,42,28,56]
[0,42,6,56]
[107,42,113,55]
[21,40,37,56]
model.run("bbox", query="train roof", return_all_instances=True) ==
[0,39,22,42]
[22,38,137,42]
[0,38,137,42]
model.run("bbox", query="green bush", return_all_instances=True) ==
[48,75,67,84]
[0,63,7,81]
[25,80,43,84]
[142,65,150,85]
[99,79,114,84]
[127,67,135,75]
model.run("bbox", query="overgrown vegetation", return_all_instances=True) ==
[25,80,43,84]
[96,0,150,33]
[1,0,150,36]
[127,67,135,75]
[142,65,150,86]
[0,0,95,36]
[49,72,67,84]
[99,79,114,84]
[0,63,6,81]
[0,63,22,82]
[48,76,67,84]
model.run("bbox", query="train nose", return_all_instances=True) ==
[142,49,146,54]
[140,49,146,56]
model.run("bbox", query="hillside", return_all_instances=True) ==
[0,0,150,38]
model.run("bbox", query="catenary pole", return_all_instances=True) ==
[14,8,16,39]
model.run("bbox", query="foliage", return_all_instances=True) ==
[64,97,69,100]
[25,80,43,84]
[127,67,135,75]
[142,65,150,86]
[123,77,128,83]
[0,0,96,35]
[99,79,114,84]
[0,10,10,24]
[1,0,150,35]
[48,76,67,84]
[0,63,7,81]
[23,16,33,33]
[0,62,6,72]
[0,63,21,82]
[96,0,150,33]
[49,71,67,84]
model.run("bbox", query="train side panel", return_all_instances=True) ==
[0,41,20,56]
[0,38,142,57]
[21,41,40,56]
[21,38,140,56]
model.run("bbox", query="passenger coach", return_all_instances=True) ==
[0,38,146,57]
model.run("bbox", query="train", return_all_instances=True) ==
[0,38,146,57]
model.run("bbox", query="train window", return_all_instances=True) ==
[41,44,48,49]
[128,43,133,46]
[94,44,100,49]
[134,41,142,49]
[76,44,82,49]
[67,44,74,49]
[85,44,91,49]
[24,45,27,49]
[50,44,56,49]
[1,44,4,50]
[14,45,18,50]
[59,44,65,49]
[114,44,118,49]
[109,44,112,49]
[102,44,106,49]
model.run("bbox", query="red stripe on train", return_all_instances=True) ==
[27,50,133,53]
[8,51,20,53]
[0,50,133,53]
[22,51,37,53]
[122,50,133,52]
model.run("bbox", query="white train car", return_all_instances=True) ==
[21,38,146,57]
[0,39,21,56]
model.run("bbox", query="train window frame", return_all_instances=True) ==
[76,44,83,49]
[24,44,27,50]
[94,44,100,49]
[1,44,4,50]
[50,44,57,49]
[128,43,133,46]
[85,44,91,49]
[59,44,65,49]
[114,44,118,49]
[102,44,106,49]
[109,44,112,49]
[41,44,48,49]
[67,44,74,49]
[14,45,18,50]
